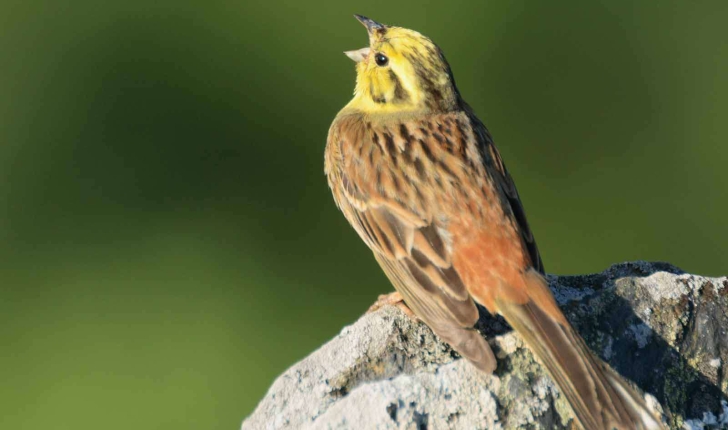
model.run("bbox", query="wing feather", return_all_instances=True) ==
[325,111,497,372]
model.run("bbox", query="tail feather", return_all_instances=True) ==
[495,272,664,430]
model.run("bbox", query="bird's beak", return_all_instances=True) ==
[354,14,384,34]
[344,15,384,63]
[344,47,370,63]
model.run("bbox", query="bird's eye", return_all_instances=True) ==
[374,53,388,66]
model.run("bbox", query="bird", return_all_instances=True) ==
[324,15,663,430]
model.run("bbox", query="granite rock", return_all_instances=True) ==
[242,262,728,429]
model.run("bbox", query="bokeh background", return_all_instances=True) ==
[1,1,726,429]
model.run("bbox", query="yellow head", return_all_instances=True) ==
[344,15,461,114]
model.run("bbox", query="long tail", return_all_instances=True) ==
[495,271,664,430]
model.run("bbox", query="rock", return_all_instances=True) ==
[242,262,728,429]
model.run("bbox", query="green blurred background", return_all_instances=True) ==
[1,1,726,429]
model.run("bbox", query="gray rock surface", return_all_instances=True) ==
[242,262,728,429]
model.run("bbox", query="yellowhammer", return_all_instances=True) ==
[325,15,664,429]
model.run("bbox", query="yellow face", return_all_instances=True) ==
[345,16,460,114]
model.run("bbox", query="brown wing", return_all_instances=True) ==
[463,105,544,273]
[325,112,496,372]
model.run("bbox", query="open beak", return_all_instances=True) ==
[354,14,384,33]
[344,15,384,63]
[344,47,370,63]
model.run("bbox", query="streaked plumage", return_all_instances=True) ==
[325,15,663,429]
